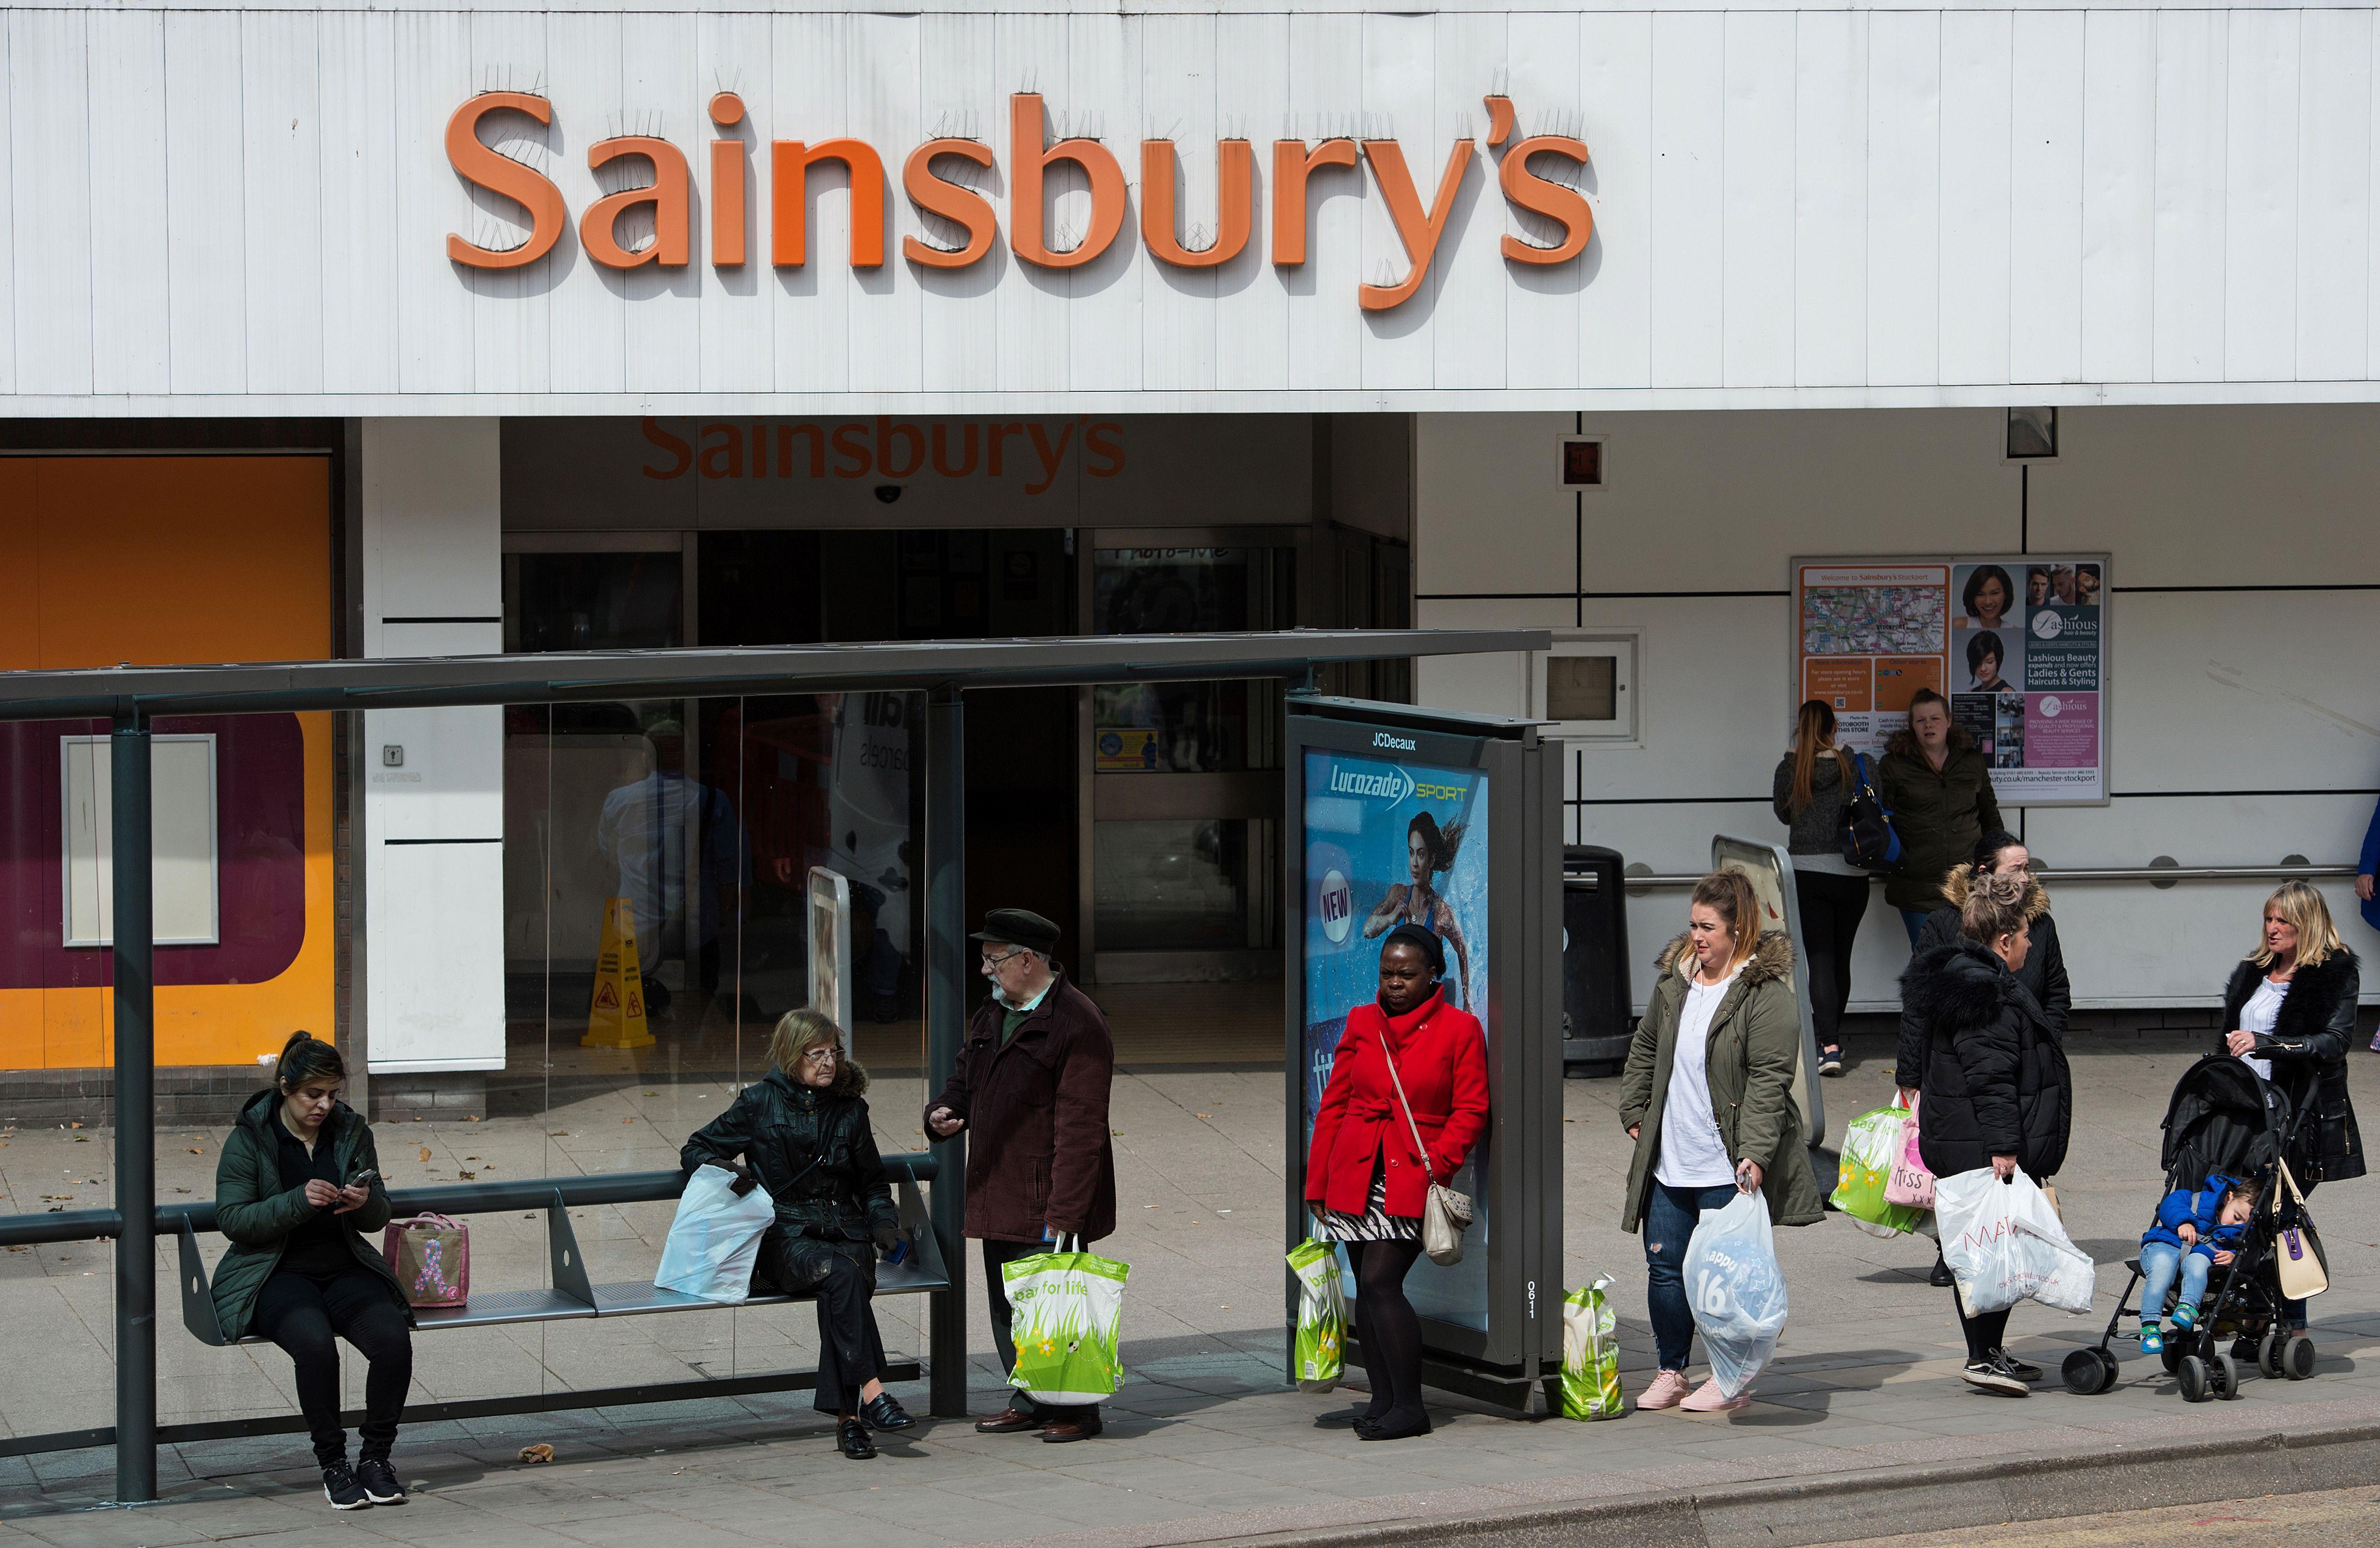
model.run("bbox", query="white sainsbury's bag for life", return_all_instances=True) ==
[654,1164,777,1304]
[1682,1190,1789,1400]
[1934,1167,2095,1316]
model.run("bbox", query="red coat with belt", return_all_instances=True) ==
[1305,989,1490,1218]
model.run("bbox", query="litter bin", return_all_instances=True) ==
[1562,845,1632,1072]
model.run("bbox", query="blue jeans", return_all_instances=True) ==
[2139,1241,2210,1322]
[1899,908,1929,948]
[1643,1180,1742,1372]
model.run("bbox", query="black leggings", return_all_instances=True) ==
[1348,1239,1427,1426]
[252,1267,413,1467]
[1794,870,1870,1051]
[1954,1287,2011,1363]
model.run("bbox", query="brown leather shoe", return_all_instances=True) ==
[974,1407,1041,1434]
[1040,1416,1104,1443]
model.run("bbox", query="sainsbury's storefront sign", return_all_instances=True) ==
[447,91,1589,313]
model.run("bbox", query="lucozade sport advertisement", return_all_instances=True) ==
[1301,747,1491,1329]
[1794,555,2108,805]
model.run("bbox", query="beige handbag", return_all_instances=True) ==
[1378,1031,1475,1267]
[2272,1159,2330,1300]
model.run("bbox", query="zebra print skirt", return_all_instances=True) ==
[1321,1159,1420,1244]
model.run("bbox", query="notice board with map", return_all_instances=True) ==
[1793,555,2108,804]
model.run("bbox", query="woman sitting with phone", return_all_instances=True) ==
[684,1009,916,1459]
[210,1031,413,1511]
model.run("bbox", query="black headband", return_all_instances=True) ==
[1382,922,1446,978]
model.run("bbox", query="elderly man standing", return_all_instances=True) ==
[924,907,1118,1442]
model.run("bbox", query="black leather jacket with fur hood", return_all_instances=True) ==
[682,1059,901,1242]
[2219,950,2364,1185]
[1896,866,2068,1088]
[1901,939,2072,1181]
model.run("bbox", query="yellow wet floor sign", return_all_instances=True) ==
[583,896,654,1049]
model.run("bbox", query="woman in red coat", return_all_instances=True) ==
[1304,923,1490,1441]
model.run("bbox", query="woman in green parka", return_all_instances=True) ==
[1619,870,1825,1414]
[212,1031,411,1511]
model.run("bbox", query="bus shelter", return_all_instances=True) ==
[0,628,1543,1502]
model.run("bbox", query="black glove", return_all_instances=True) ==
[873,1222,906,1256]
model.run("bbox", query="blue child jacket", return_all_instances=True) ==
[2141,1174,2251,1260]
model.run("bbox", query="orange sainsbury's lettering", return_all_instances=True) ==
[901,140,997,269]
[1358,138,1473,311]
[1141,140,1252,269]
[774,140,888,269]
[709,93,749,267]
[640,417,693,479]
[446,93,567,270]
[1270,139,1359,267]
[1010,94,1127,270]
[1498,135,1593,265]
[582,136,692,269]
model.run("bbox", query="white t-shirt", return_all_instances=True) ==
[2236,976,2288,1082]
[1656,968,1743,1189]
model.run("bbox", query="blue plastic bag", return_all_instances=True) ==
[1684,1189,1789,1399]
[654,1164,776,1303]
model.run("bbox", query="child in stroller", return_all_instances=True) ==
[2137,1175,2258,1356]
[2061,1054,2323,1400]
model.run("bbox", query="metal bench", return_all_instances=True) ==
[178,1160,950,1346]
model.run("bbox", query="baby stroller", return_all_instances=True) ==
[2061,1054,2322,1400]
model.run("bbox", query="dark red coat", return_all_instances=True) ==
[1305,990,1489,1219]
[925,975,1117,1244]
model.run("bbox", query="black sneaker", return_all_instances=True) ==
[1959,1354,2029,1396]
[860,1393,916,1432]
[1818,1048,1844,1077]
[321,1462,372,1510]
[1988,1349,2043,1383]
[355,1456,406,1504]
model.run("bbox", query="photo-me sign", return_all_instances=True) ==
[1284,696,1561,1409]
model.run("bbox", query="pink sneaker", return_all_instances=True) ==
[1678,1378,1748,1413]
[1636,1370,1692,1410]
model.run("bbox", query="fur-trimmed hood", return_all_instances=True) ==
[1655,926,1795,986]
[1899,938,2034,1034]
[1936,863,2051,921]
[764,1052,871,1103]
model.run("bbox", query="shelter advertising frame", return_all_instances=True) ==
[1281,695,1562,1407]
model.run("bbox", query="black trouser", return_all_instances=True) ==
[1793,870,1870,1052]
[1953,1287,2011,1363]
[253,1265,413,1467]
[757,1231,888,1417]
[982,1238,1096,1420]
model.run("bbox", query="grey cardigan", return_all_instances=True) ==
[1772,750,1855,860]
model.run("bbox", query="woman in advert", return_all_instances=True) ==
[1901,872,2073,1396]
[1898,830,2070,1286]
[2218,881,2364,1340]
[210,1033,412,1511]
[1962,565,2016,631]
[1364,812,1474,1008]
[684,1009,917,1460]
[1965,632,2015,694]
[1620,870,1825,1413]
[1771,699,1867,1077]
[1879,689,2003,947]
[1306,924,1489,1441]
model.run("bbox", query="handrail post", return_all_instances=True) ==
[111,709,157,1502]
[923,686,969,1420]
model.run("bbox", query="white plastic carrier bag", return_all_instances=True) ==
[1682,1190,1790,1400]
[1934,1167,2095,1316]
[654,1164,777,1304]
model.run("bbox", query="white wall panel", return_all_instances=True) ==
[2082,10,2156,385]
[1136,13,1217,395]
[846,12,925,395]
[1792,12,1864,390]
[1413,410,1571,597]
[620,13,700,394]
[2223,9,2299,384]
[1064,12,1141,394]
[2152,10,2227,383]
[86,12,170,396]
[1720,12,1793,389]
[164,13,246,395]
[2297,11,2371,382]
[1865,11,1940,388]
[2009,10,2083,386]
[543,12,625,394]
[695,10,769,396]
[242,13,325,396]
[320,12,400,395]
[11,11,92,397]
[1211,11,1288,393]
[1429,12,1506,393]
[392,11,473,393]
[0,19,13,395]
[463,10,551,397]
[1357,12,1437,391]
[1501,10,1580,391]
[1937,10,2012,386]
[914,12,996,395]
[994,12,1068,395]
[1576,12,1652,391]
[1648,11,1723,389]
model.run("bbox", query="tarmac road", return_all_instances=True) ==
[1840,1484,2380,1546]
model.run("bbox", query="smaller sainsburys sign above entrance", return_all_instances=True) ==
[447,91,1589,313]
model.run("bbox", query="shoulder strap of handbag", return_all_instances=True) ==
[1375,1017,1440,1188]
[2274,1155,2310,1212]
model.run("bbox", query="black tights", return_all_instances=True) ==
[1349,1239,1426,1425]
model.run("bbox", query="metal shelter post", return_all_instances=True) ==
[111,710,156,1502]
[923,686,969,1420]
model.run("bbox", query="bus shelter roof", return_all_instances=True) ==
[0,629,1548,721]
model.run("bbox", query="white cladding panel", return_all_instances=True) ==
[8,5,2380,411]
[1414,405,2380,1009]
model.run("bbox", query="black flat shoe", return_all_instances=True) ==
[1355,1412,1433,1441]
[1929,1257,1956,1289]
[861,1393,916,1432]
[1313,1408,1383,1429]
[837,1419,877,1460]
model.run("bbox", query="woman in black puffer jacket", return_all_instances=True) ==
[1900,872,2072,1397]
[684,1008,915,1458]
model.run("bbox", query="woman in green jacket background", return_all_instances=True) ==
[1619,870,1825,1414]
[211,1032,411,1511]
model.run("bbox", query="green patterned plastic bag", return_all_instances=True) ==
[1830,1102,1928,1239]
[1286,1239,1347,1393]
[1560,1275,1623,1419]
[1001,1249,1130,1405]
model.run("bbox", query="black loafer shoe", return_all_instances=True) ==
[1929,1258,1957,1289]
[975,1406,1040,1434]
[861,1393,916,1432]
[838,1419,877,1460]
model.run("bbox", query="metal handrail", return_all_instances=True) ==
[0,1152,939,1250]
[1619,862,2356,888]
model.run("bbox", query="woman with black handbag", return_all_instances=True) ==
[1773,699,1871,1076]
[2217,881,2363,1343]
[1305,924,1489,1441]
